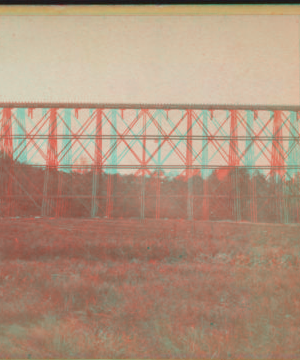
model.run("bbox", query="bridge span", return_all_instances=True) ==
[1,103,300,223]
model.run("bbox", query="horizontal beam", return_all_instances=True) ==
[2,135,300,140]
[3,195,300,199]
[6,164,300,170]
[0,102,300,111]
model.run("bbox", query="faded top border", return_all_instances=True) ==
[0,5,300,16]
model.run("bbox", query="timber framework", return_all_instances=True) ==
[1,103,300,223]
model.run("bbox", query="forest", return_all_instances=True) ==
[0,151,299,223]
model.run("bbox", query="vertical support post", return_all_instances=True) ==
[0,108,2,214]
[14,109,26,214]
[156,110,162,220]
[202,110,209,220]
[62,109,72,172]
[59,108,72,217]
[141,110,146,220]
[271,110,286,223]
[229,110,241,222]
[287,111,298,223]
[15,108,27,164]
[246,110,257,222]
[1,108,14,216]
[41,109,48,216]
[42,108,58,217]
[298,172,300,224]
[0,108,2,215]
[296,112,300,223]
[106,109,117,219]
[187,110,193,220]
[92,109,102,218]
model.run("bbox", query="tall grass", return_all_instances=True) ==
[0,219,300,358]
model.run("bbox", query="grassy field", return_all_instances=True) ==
[0,218,300,358]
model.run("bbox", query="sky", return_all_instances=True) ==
[0,15,299,105]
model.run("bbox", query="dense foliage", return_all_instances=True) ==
[0,152,299,222]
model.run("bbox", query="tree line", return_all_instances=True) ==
[0,152,299,223]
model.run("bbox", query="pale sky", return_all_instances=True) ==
[0,15,299,105]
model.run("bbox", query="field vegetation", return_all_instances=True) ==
[0,218,300,358]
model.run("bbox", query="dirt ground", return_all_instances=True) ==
[0,218,300,358]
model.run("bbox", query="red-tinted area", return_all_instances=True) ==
[0,219,300,358]
[1,106,300,358]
